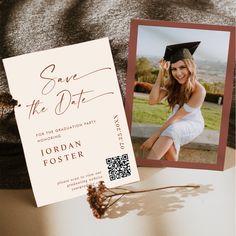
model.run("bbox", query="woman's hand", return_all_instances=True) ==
[159,58,170,71]
[140,132,160,151]
[140,137,156,151]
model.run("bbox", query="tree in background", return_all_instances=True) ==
[135,57,158,84]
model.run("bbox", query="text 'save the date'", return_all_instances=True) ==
[25,64,114,119]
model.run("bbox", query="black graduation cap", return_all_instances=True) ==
[163,41,201,63]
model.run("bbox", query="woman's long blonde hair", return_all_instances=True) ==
[164,59,197,110]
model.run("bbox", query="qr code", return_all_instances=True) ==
[106,154,131,181]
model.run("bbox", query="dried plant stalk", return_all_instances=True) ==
[87,181,200,219]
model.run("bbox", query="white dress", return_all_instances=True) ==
[160,103,204,155]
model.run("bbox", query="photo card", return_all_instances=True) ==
[125,19,235,170]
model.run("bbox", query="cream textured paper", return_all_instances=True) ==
[3,38,139,207]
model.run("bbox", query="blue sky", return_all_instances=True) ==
[136,25,230,63]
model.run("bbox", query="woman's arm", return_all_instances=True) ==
[149,60,169,105]
[156,82,206,136]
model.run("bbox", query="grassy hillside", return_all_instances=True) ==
[132,96,222,130]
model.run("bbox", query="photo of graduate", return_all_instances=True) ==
[140,42,206,161]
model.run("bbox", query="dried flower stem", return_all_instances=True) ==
[87,181,200,219]
[105,184,200,197]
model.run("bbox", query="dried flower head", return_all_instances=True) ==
[87,181,108,219]
[0,92,18,120]
[0,92,17,106]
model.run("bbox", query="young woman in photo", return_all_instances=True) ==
[140,41,206,161]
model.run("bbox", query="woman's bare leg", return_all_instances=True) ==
[146,136,176,160]
[164,144,178,161]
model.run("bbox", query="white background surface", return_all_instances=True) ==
[0,147,235,236]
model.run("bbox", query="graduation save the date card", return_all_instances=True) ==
[3,37,139,207]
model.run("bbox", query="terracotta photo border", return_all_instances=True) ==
[125,19,235,170]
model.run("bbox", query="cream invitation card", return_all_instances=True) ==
[3,38,139,207]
